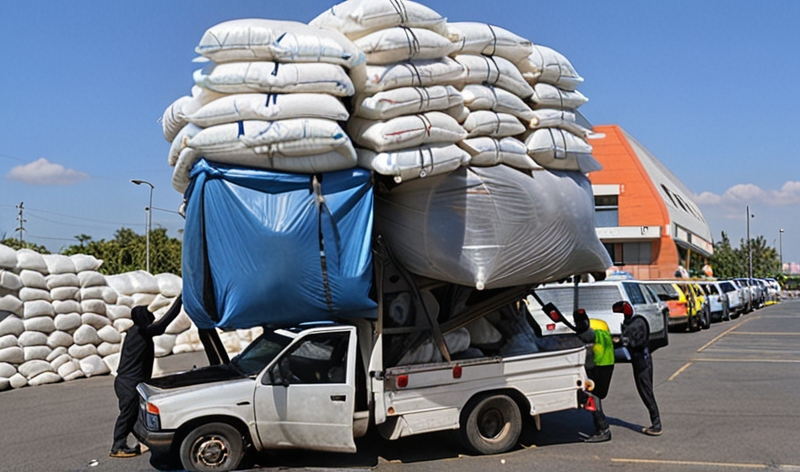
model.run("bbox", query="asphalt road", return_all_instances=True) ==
[2,299,799,472]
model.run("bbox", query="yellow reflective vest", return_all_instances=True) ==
[590,319,615,367]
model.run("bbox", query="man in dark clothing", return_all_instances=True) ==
[110,295,183,458]
[619,301,662,436]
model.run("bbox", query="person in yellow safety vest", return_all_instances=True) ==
[578,318,615,443]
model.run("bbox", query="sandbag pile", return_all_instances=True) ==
[0,244,261,392]
[164,19,368,193]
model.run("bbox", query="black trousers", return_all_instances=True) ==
[586,365,614,431]
[631,347,661,427]
[112,376,140,450]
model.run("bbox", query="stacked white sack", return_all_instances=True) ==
[166,19,367,194]
[312,0,472,183]
[446,22,540,170]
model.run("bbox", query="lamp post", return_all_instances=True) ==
[131,179,154,273]
[746,205,753,280]
[780,229,785,274]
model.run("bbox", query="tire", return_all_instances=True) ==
[459,394,522,455]
[179,422,245,472]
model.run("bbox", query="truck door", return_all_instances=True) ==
[254,327,357,452]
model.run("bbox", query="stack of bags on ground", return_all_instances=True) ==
[157,0,612,361]
[0,244,258,392]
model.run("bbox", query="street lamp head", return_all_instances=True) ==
[780,228,785,233]
[130,179,154,189]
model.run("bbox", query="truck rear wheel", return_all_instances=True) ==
[459,394,521,455]
[179,422,245,472]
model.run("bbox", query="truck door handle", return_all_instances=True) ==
[330,395,346,402]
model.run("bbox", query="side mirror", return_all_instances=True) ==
[612,301,634,316]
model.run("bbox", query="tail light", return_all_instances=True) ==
[612,301,633,316]
[145,402,161,430]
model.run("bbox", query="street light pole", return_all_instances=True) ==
[780,229,785,274]
[746,205,753,280]
[131,179,154,273]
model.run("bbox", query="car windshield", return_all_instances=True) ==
[646,283,679,301]
[230,330,292,377]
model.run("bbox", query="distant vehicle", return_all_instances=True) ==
[764,278,781,303]
[717,280,742,319]
[732,278,754,313]
[531,280,668,353]
[698,281,729,322]
[640,281,689,328]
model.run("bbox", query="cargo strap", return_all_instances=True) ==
[313,175,335,311]
[200,183,220,322]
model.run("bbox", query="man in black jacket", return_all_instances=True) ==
[619,302,662,436]
[110,295,183,458]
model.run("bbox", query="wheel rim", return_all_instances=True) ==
[477,407,508,439]
[192,435,230,467]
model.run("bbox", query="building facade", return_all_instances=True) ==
[589,125,713,280]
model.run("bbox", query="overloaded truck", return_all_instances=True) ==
[135,237,593,471]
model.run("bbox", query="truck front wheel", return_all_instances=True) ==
[459,394,521,455]
[179,422,245,472]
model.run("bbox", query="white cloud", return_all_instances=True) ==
[694,181,800,208]
[6,158,90,185]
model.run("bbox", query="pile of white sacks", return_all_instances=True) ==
[0,244,259,392]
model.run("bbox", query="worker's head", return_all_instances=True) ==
[131,306,155,327]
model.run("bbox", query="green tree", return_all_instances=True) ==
[709,231,781,278]
[0,237,50,254]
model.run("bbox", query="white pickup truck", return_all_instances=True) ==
[134,249,590,471]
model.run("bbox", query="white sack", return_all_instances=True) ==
[0,362,16,378]
[461,85,536,123]
[453,55,533,100]
[529,109,593,137]
[194,62,355,97]
[23,316,56,334]
[310,0,449,40]
[361,58,466,94]
[79,354,109,377]
[166,311,192,335]
[518,45,584,91]
[18,359,53,378]
[50,286,79,301]
[57,360,81,379]
[78,271,106,288]
[465,316,504,348]
[103,353,120,376]
[162,86,225,142]
[19,287,51,303]
[69,343,97,359]
[28,371,62,386]
[0,315,24,337]
[148,294,172,314]
[353,85,463,120]
[18,330,48,346]
[0,334,17,349]
[462,111,526,138]
[187,93,349,128]
[63,367,85,381]
[355,27,456,64]
[46,273,80,290]
[81,313,111,330]
[0,245,17,270]
[398,328,471,365]
[97,342,120,357]
[357,144,469,183]
[0,295,23,317]
[54,313,81,332]
[113,319,134,333]
[168,123,202,167]
[155,273,182,298]
[0,346,24,364]
[70,254,103,273]
[53,300,81,315]
[15,249,47,273]
[23,300,54,319]
[154,334,177,358]
[348,112,466,152]
[0,378,8,390]
[196,18,365,69]
[46,346,67,362]
[131,293,157,308]
[374,166,613,289]
[81,299,106,316]
[529,83,588,110]
[79,287,104,300]
[127,271,160,295]
[0,270,22,291]
[42,254,76,275]
[97,325,122,344]
[10,373,27,388]
[116,295,134,308]
[19,270,47,289]
[101,287,118,305]
[24,345,52,362]
[447,22,533,63]
[106,305,131,321]
[458,137,539,170]
[524,128,601,173]
[47,331,74,349]
[73,325,100,346]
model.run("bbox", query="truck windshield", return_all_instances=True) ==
[231,331,292,377]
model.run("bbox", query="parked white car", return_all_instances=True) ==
[717,280,741,319]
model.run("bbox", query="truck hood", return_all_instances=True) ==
[147,363,246,390]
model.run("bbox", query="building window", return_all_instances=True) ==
[604,242,652,265]
[594,195,619,227]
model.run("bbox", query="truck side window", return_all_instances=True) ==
[623,283,646,305]
[268,332,349,386]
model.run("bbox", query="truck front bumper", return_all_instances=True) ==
[133,419,175,457]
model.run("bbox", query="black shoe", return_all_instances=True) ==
[582,429,611,443]
[109,445,140,458]
[642,425,662,436]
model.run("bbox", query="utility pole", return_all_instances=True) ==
[15,202,26,246]
[746,205,753,280]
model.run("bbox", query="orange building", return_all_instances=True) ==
[588,125,713,280]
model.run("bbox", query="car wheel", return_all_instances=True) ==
[179,422,245,472]
[459,394,522,455]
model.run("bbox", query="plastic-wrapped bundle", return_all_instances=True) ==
[361,58,466,95]
[375,165,612,289]
[524,128,602,173]
[461,85,536,124]
[194,62,355,97]
[453,55,533,100]
[182,160,376,329]
[348,112,466,152]
[354,27,457,64]
[310,0,450,40]
[458,137,539,170]
[353,85,464,121]
[517,45,584,92]
[185,93,349,128]
[357,144,469,183]
[447,22,533,63]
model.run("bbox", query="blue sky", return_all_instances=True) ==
[1,1,798,264]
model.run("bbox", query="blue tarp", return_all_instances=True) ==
[182,159,376,330]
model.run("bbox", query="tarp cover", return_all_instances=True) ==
[183,159,376,329]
